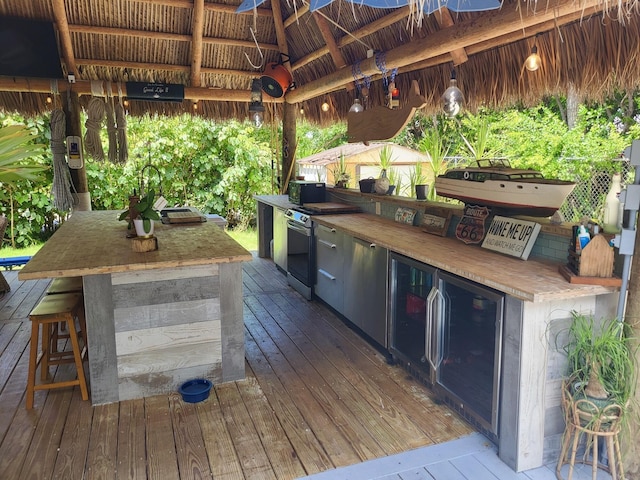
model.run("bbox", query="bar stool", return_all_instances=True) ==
[26,292,89,409]
[556,385,625,480]
[46,277,84,354]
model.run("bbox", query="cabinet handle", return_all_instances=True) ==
[318,239,337,249]
[369,243,376,249]
[330,228,336,233]
[318,269,336,281]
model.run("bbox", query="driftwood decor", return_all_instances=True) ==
[347,80,426,145]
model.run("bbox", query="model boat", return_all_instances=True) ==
[434,158,576,217]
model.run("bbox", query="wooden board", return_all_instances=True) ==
[165,211,206,223]
[302,202,361,213]
[558,264,622,286]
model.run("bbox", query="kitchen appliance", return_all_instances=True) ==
[388,252,504,439]
[284,208,314,299]
[288,181,326,206]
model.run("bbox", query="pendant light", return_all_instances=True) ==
[349,98,364,113]
[442,68,464,118]
[248,78,265,128]
[525,45,541,72]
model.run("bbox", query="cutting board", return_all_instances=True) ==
[303,202,361,213]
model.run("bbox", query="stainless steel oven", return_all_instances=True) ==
[285,208,314,300]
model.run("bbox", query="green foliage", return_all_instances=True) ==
[563,311,636,408]
[0,125,48,183]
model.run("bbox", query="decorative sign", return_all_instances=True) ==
[395,207,417,225]
[481,215,541,260]
[125,82,185,102]
[422,206,453,236]
[455,205,490,244]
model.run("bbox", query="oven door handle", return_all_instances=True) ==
[318,269,336,281]
[286,220,311,235]
[318,239,337,249]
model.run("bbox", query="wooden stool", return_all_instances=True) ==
[46,277,84,354]
[556,385,625,480]
[46,276,83,295]
[26,292,89,409]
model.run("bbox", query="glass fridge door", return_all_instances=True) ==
[388,253,436,375]
[435,272,504,434]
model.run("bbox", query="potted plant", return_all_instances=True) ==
[119,188,160,237]
[331,153,350,188]
[562,311,636,418]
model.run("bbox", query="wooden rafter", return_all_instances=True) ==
[312,12,354,91]
[67,25,279,52]
[51,0,76,78]
[286,0,614,104]
[435,8,468,66]
[271,0,291,72]
[190,0,205,87]
[292,7,410,72]
[284,3,310,28]
[133,0,272,16]
[0,77,284,103]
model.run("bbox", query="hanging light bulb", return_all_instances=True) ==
[349,98,364,113]
[525,45,541,72]
[321,100,330,112]
[442,68,464,118]
[248,78,265,128]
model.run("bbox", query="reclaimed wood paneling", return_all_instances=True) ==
[220,262,245,382]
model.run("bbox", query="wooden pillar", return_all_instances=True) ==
[281,101,297,194]
[61,88,91,211]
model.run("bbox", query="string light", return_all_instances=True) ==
[525,45,541,72]
[321,101,330,112]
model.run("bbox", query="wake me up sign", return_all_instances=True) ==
[481,216,541,260]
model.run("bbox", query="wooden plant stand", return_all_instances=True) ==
[556,382,625,480]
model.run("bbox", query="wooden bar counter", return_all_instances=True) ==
[19,210,252,405]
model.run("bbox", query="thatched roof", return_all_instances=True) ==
[1,0,640,124]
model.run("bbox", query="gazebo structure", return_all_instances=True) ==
[0,0,640,197]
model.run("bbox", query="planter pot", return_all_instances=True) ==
[415,184,428,200]
[133,218,155,238]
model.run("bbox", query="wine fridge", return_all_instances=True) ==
[389,252,504,437]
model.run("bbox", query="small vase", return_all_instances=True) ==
[415,184,428,200]
[133,218,155,238]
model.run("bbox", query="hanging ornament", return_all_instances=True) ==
[442,68,464,117]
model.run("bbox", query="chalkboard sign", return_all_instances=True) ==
[125,82,185,102]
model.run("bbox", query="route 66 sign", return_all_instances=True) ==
[455,205,490,244]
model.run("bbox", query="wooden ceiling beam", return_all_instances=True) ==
[271,0,292,73]
[434,8,468,66]
[292,7,410,72]
[0,77,283,103]
[67,24,279,52]
[51,0,76,77]
[284,4,310,29]
[312,12,354,91]
[190,0,205,87]
[132,0,272,16]
[286,0,615,104]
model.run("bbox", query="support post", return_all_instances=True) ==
[62,87,91,210]
[281,101,297,194]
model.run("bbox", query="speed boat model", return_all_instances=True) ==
[434,158,576,217]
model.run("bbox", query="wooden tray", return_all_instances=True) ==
[302,202,361,213]
[558,264,622,287]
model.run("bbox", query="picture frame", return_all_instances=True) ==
[422,206,453,236]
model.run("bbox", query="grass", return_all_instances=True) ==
[1,227,259,258]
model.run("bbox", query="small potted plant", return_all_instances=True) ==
[119,188,160,237]
[331,153,350,188]
[562,311,636,419]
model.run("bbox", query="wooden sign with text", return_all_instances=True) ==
[481,215,541,260]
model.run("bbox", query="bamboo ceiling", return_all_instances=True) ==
[0,0,639,124]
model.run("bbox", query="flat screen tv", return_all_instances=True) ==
[0,17,64,79]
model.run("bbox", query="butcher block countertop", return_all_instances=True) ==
[312,213,616,303]
[19,210,252,281]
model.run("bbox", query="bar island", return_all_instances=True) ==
[19,210,252,405]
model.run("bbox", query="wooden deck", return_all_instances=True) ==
[0,255,608,480]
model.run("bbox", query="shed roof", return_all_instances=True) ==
[297,143,429,165]
[0,0,639,123]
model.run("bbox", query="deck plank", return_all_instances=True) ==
[145,395,180,480]
[216,381,277,480]
[86,402,119,480]
[169,393,213,480]
[117,398,148,480]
